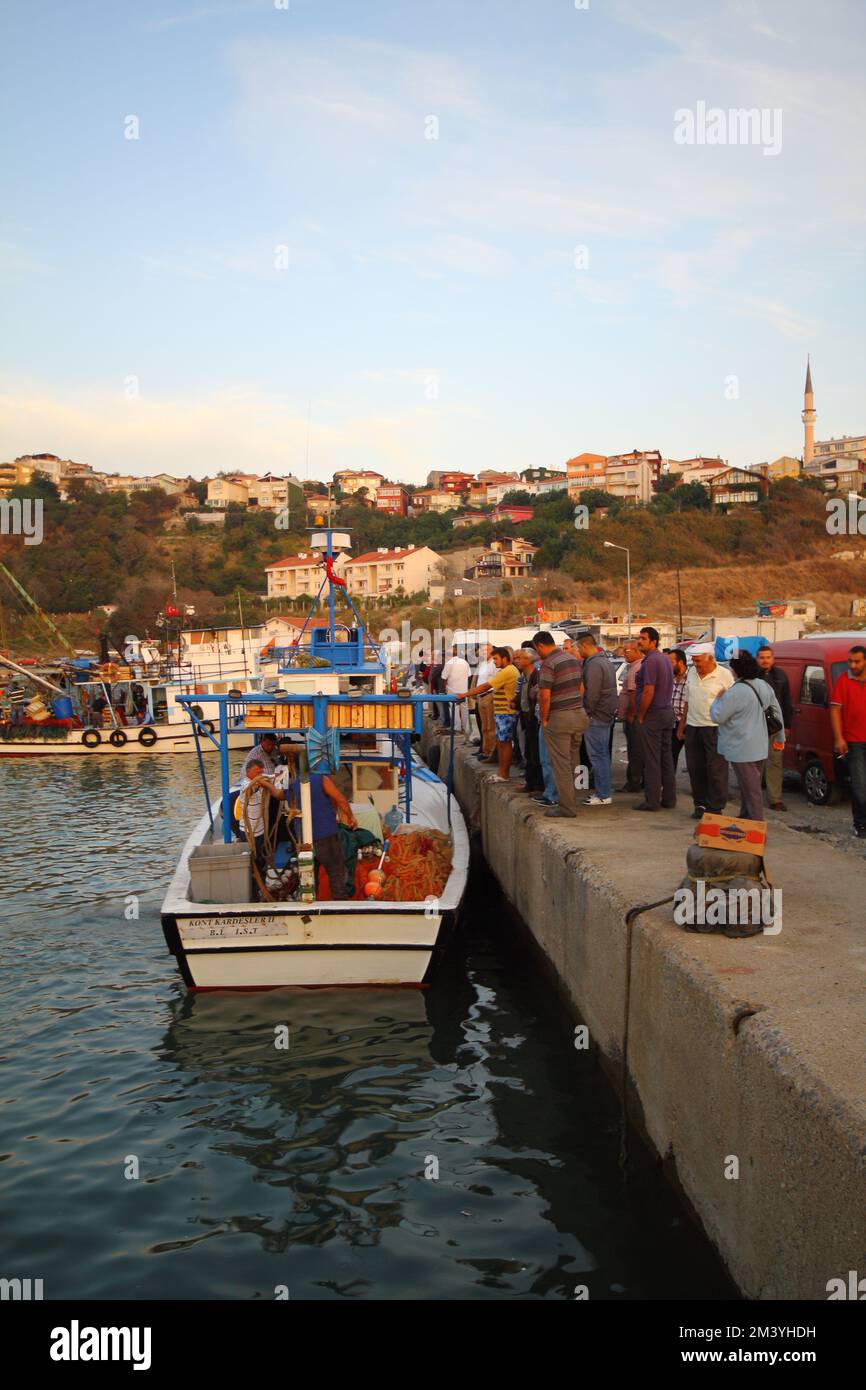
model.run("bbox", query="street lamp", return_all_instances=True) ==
[603,540,631,638]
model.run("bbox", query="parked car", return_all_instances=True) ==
[771,638,860,805]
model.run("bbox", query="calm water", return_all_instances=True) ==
[0,754,733,1300]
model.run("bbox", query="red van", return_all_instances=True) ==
[771,636,864,804]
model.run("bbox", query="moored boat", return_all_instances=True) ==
[160,523,469,989]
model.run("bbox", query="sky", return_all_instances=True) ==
[1,0,864,481]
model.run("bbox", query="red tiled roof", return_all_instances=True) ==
[347,546,426,565]
[265,554,326,570]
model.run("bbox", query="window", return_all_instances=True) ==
[831,661,849,687]
[801,664,827,706]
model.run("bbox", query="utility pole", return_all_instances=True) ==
[676,567,684,638]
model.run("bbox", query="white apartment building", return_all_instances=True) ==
[344,545,441,597]
[536,476,568,495]
[102,473,187,495]
[265,550,348,600]
[248,473,304,510]
[333,470,385,498]
[604,459,654,504]
[207,477,250,508]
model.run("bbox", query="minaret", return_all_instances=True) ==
[802,356,815,468]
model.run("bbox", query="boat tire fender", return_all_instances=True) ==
[109,729,128,748]
[82,728,102,748]
[138,727,158,747]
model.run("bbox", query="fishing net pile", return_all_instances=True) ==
[380,828,453,902]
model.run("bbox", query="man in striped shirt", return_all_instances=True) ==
[532,631,587,818]
[7,680,28,726]
[668,648,688,772]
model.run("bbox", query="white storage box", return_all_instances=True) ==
[188,842,252,903]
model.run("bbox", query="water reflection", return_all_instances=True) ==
[0,755,735,1300]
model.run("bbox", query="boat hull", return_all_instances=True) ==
[0,728,252,757]
[163,905,455,989]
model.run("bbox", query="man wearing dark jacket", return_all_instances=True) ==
[756,645,793,810]
[576,630,617,805]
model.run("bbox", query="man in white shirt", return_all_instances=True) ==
[473,642,496,756]
[677,645,734,818]
[441,645,471,733]
[236,757,292,883]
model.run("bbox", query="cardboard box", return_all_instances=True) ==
[695,813,767,856]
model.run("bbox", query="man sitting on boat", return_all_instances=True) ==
[287,770,358,900]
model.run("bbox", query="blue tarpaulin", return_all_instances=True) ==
[714,635,770,661]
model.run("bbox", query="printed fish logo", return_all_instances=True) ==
[721,824,747,842]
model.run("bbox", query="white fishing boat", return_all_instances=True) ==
[160,524,469,989]
[0,614,280,757]
[0,669,265,757]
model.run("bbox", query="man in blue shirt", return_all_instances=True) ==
[633,626,676,812]
[288,771,357,898]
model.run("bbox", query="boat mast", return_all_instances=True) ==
[0,560,78,657]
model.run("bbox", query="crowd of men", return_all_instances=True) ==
[423,632,866,842]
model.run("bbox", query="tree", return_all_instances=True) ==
[579,488,619,512]
[500,489,534,505]
[655,471,683,495]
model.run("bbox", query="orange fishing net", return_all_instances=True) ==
[380,829,453,902]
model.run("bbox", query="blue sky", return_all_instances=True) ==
[1,0,863,480]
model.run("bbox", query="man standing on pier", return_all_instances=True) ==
[617,641,644,792]
[576,629,616,806]
[830,644,866,840]
[441,645,471,734]
[756,644,793,810]
[668,648,689,772]
[457,646,519,780]
[474,641,497,758]
[632,626,676,812]
[677,644,733,819]
[532,631,587,818]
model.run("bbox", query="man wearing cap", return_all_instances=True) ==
[677,645,734,819]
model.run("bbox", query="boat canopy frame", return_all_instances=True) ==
[177,691,457,843]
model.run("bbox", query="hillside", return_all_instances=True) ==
[1,473,864,652]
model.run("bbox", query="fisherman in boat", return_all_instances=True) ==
[287,770,358,900]
[236,757,293,881]
[241,731,279,778]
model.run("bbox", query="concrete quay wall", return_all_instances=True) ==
[430,727,866,1300]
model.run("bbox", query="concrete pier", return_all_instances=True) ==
[430,726,866,1300]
